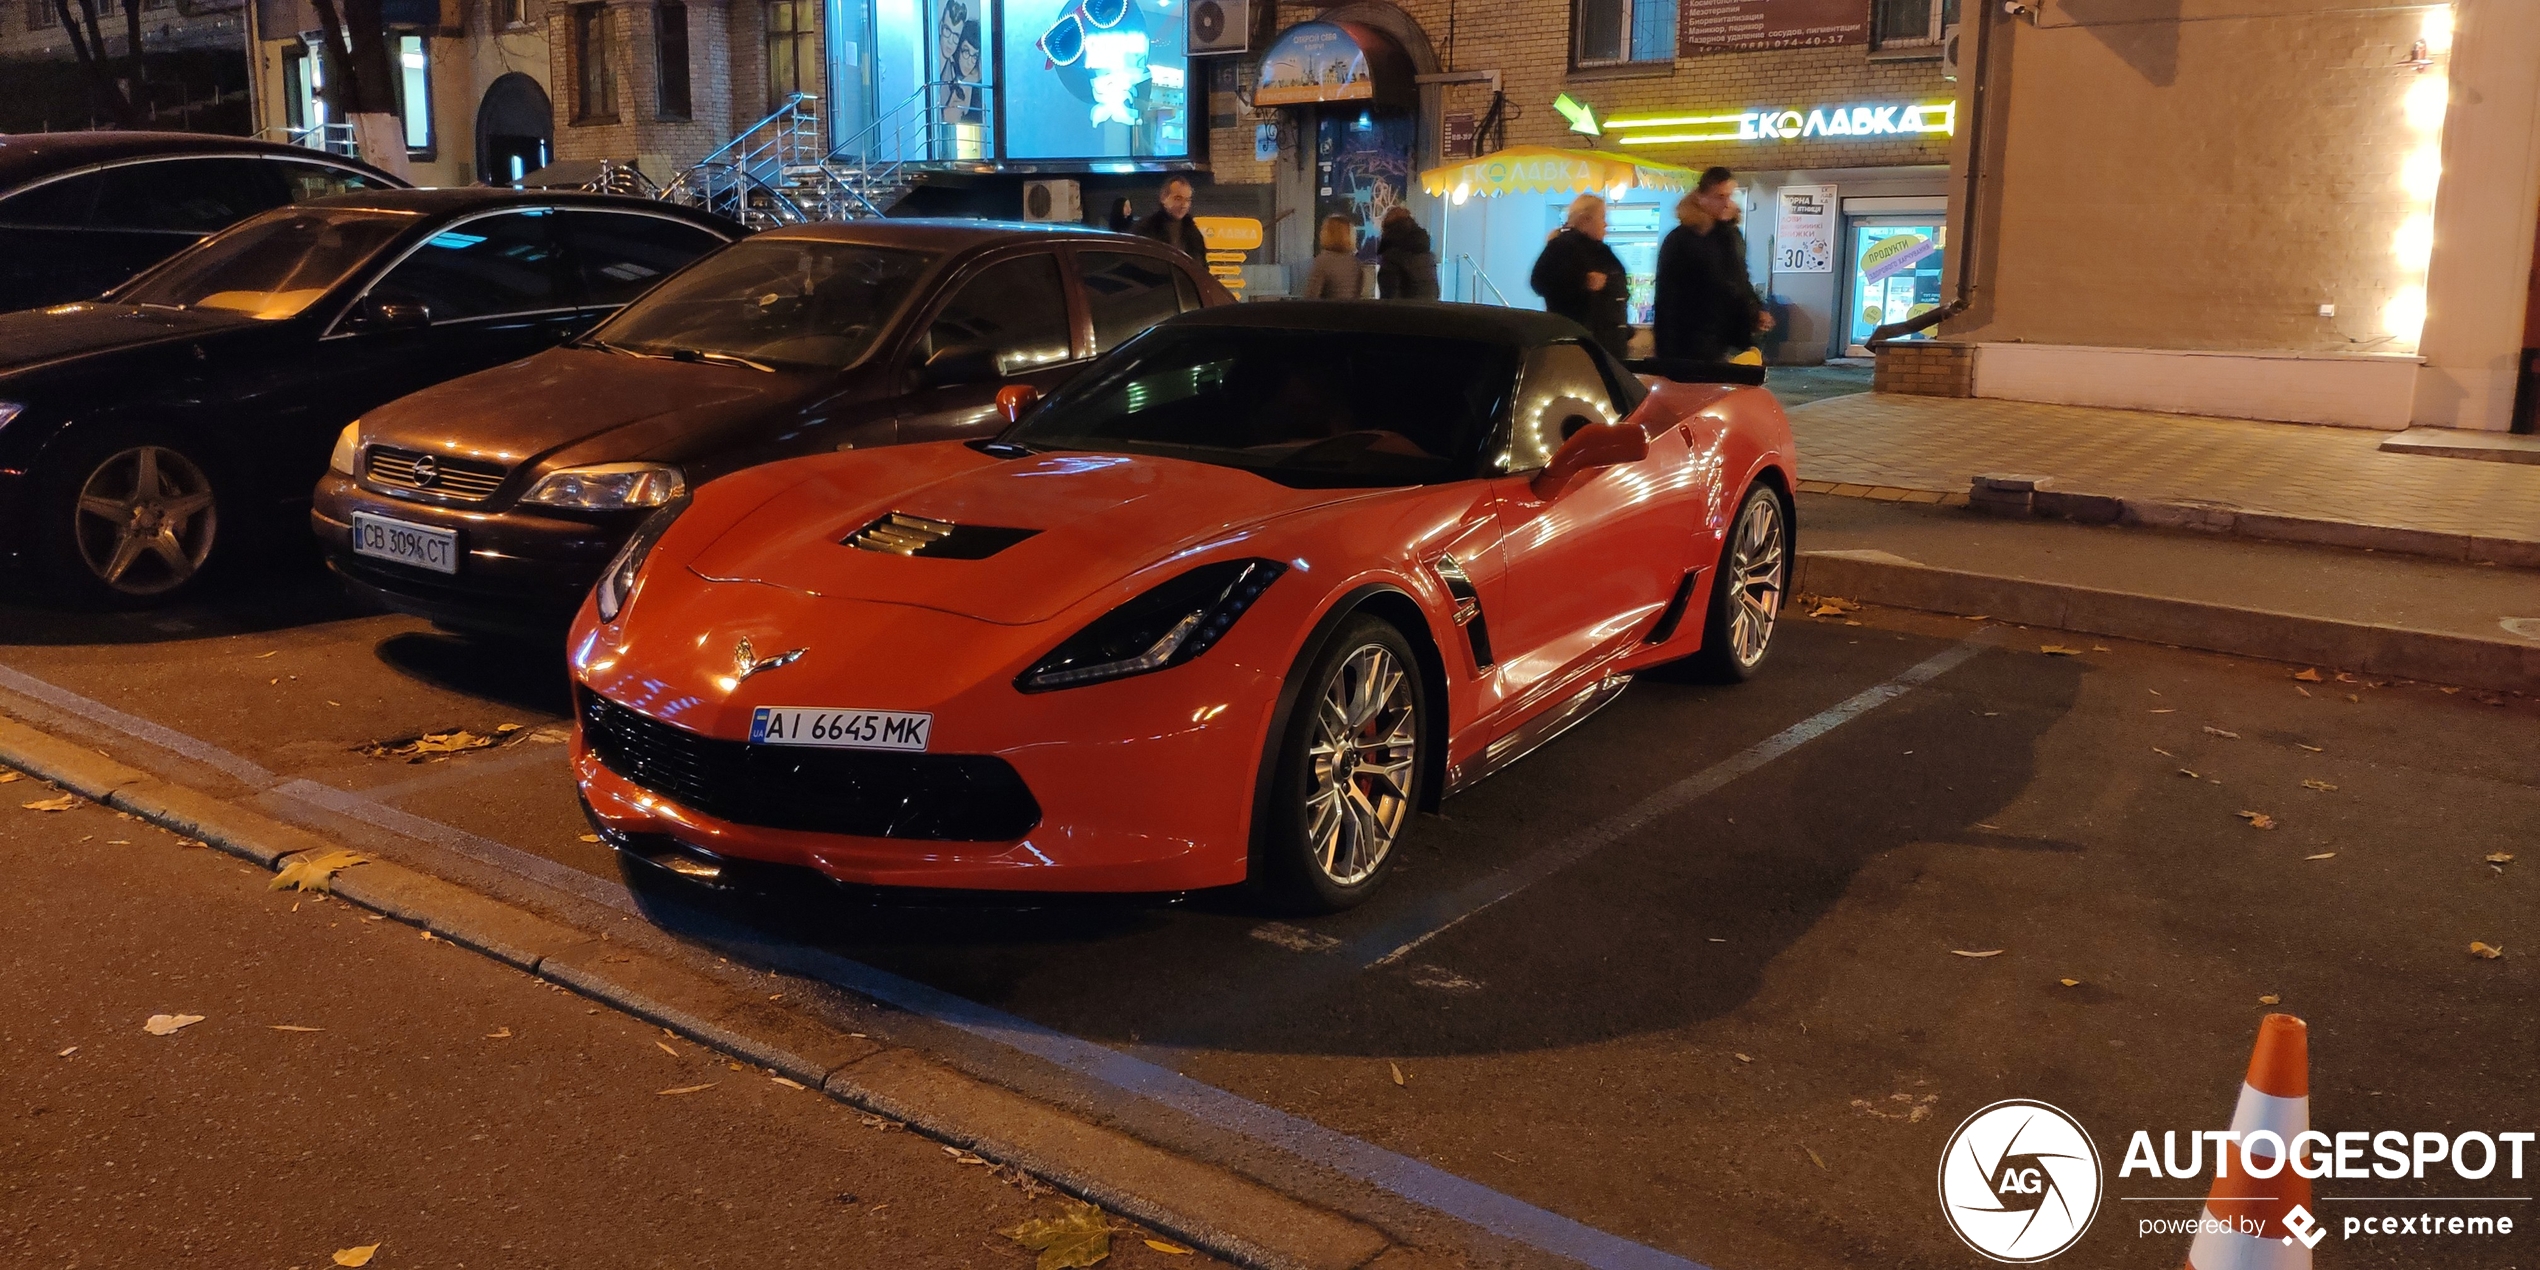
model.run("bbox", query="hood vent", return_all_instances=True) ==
[845,512,1041,560]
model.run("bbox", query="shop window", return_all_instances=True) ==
[396,32,434,155]
[1573,0,1673,68]
[1871,0,1959,52]
[766,0,818,111]
[574,4,618,122]
[655,1,690,119]
[1001,0,1189,161]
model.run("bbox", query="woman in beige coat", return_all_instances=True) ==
[1301,215,1365,299]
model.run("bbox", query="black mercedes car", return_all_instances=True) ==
[0,187,739,605]
[0,131,405,314]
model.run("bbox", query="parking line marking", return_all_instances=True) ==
[0,659,1716,1270]
[1344,639,1988,971]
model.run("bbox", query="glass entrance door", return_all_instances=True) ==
[1845,218,1945,353]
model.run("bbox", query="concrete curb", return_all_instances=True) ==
[1791,478,2540,569]
[0,712,1403,1270]
[1795,550,2540,693]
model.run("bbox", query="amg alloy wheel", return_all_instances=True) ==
[1263,615,1426,911]
[1695,484,1789,680]
[61,442,220,602]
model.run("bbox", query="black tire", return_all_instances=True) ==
[1256,615,1428,913]
[34,427,225,608]
[1692,482,1792,682]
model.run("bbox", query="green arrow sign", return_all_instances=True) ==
[1554,93,1601,137]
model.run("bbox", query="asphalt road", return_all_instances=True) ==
[1,549,2532,1269]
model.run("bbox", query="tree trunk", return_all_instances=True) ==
[306,0,410,176]
[53,0,141,127]
[122,0,150,122]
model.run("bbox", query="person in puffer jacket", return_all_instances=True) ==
[1374,207,1440,300]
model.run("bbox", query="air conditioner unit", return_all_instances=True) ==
[1188,0,1256,55]
[1940,23,1962,80]
[1022,179,1082,224]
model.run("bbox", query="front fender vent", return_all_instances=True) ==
[1431,553,1494,669]
[845,512,1041,560]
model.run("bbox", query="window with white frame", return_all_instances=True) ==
[1573,0,1674,67]
[396,32,435,153]
[1871,0,1959,52]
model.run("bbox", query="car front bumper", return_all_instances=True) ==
[312,474,640,636]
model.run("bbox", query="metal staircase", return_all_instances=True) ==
[658,83,991,228]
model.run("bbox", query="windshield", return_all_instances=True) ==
[583,239,937,371]
[117,209,416,320]
[1004,326,1521,488]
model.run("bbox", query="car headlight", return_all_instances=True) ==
[523,463,688,510]
[1016,559,1286,693]
[329,422,359,476]
[593,494,689,623]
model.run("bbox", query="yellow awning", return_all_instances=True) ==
[1419,146,1700,199]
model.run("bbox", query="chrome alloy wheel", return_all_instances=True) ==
[1723,491,1786,669]
[1303,643,1419,887]
[73,445,217,596]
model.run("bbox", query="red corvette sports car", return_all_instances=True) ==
[569,303,1796,909]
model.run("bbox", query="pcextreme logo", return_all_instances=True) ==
[1938,1100,2106,1263]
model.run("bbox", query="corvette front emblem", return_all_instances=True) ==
[731,636,805,684]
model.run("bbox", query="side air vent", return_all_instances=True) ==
[1646,568,1701,644]
[1430,553,1494,669]
[844,512,1041,560]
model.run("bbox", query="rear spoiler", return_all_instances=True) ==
[1624,357,1767,387]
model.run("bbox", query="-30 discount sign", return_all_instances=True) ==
[1774,184,1836,274]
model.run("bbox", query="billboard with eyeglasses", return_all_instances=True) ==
[1004,0,1191,160]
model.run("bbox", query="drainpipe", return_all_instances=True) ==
[1870,0,1993,347]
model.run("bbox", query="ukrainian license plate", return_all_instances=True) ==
[750,706,932,752]
[350,511,458,574]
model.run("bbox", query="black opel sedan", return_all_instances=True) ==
[0,131,405,314]
[0,188,738,605]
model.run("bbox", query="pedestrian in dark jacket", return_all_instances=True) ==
[1653,191,1733,362]
[1106,196,1137,233]
[1529,193,1630,356]
[1374,206,1440,300]
[1693,166,1772,354]
[1133,176,1207,259]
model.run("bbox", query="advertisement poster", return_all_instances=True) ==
[1257,22,1372,105]
[1848,223,1946,348]
[1773,184,1835,274]
[1005,0,1189,160]
[1315,114,1414,261]
[1680,0,1868,55]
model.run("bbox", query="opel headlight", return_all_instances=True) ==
[593,495,689,623]
[1016,559,1285,692]
[328,421,360,476]
[523,463,688,510]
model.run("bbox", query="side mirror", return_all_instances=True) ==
[1531,420,1648,500]
[920,343,1002,388]
[351,295,431,332]
[996,383,1040,424]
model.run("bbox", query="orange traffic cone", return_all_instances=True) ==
[2185,1013,2318,1268]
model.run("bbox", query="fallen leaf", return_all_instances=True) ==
[270,849,367,893]
[2484,853,2513,865]
[2203,726,2240,739]
[2058,978,2080,987]
[2301,779,2338,792]
[2293,668,2323,682]
[2039,644,2080,656]
[333,1245,379,1267]
[578,834,602,843]
[357,728,498,762]
[1809,597,1856,617]
[2468,942,2504,960]
[2296,743,2324,753]
[2151,746,2173,757]
[1734,1052,1753,1064]
[1144,1239,1194,1256]
[1007,1201,1113,1270]
[656,1083,716,1096]
[2177,768,2199,779]
[22,794,79,812]
[1952,949,2005,959]
[2091,645,2111,652]
[2259,994,2280,1005]
[269,1024,323,1033]
[2441,686,2461,695]
[486,1027,513,1039]
[143,1013,205,1036]
[2335,672,2358,683]
[2346,693,2361,703]
[57,1046,76,1057]
[2237,811,2277,829]
[2305,852,2337,861]
[0,770,19,783]
[1389,1061,1406,1087]
[2149,708,2176,714]
[770,1075,806,1090]
[495,722,523,734]
[527,726,571,744]
[656,1040,678,1058]
[1804,1145,1829,1171]
[2296,687,2312,698]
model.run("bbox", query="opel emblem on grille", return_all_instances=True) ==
[731,636,805,684]
[409,455,440,487]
